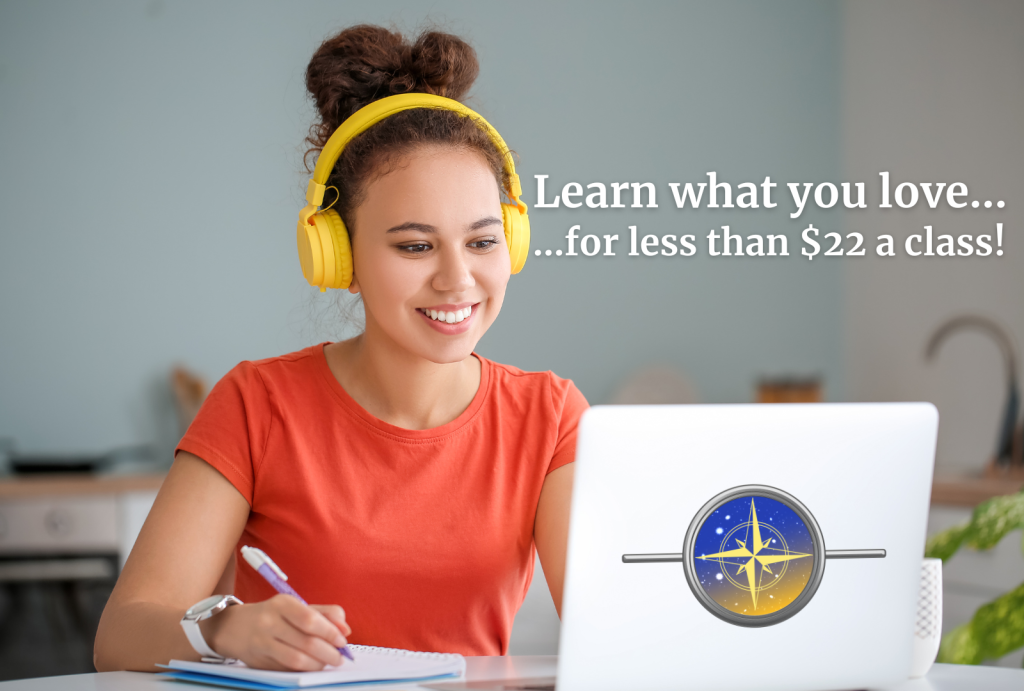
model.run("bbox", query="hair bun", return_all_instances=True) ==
[399,31,478,98]
[305,25,479,140]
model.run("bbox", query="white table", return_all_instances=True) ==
[0,658,1021,690]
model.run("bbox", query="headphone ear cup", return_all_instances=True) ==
[297,217,326,288]
[318,209,353,289]
[502,203,530,274]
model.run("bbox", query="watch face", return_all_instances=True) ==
[187,595,228,618]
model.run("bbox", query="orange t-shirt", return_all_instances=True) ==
[175,343,588,656]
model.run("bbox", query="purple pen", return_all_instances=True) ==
[241,545,355,662]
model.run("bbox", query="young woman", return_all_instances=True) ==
[94,24,588,672]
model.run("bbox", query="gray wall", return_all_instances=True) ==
[0,1,842,455]
[842,0,1024,473]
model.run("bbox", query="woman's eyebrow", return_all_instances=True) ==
[385,216,503,234]
[468,216,502,231]
[386,221,435,234]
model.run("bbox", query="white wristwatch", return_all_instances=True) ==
[180,594,244,662]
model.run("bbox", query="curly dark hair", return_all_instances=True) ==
[304,25,511,234]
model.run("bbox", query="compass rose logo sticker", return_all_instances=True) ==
[623,485,886,627]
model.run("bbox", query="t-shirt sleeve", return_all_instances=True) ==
[174,361,272,506]
[547,377,590,475]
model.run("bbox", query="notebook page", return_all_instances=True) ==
[168,645,465,688]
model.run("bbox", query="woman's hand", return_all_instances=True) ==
[202,595,352,671]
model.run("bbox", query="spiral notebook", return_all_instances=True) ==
[158,645,465,690]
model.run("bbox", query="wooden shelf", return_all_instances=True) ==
[932,474,1024,507]
[0,473,165,499]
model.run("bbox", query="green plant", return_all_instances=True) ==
[924,490,1024,665]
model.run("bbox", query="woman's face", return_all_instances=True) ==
[348,145,511,364]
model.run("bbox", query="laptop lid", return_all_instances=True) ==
[558,403,937,691]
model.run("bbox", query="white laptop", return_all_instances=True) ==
[556,403,937,691]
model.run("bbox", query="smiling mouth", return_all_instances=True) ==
[417,306,474,324]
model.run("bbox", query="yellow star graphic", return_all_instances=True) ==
[697,499,811,611]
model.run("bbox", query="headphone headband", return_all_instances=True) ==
[304,93,523,209]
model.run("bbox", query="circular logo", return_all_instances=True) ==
[682,485,825,627]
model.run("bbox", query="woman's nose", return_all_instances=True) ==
[432,244,475,294]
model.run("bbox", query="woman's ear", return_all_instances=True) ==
[348,272,360,295]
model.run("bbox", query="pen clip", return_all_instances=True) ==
[240,545,289,581]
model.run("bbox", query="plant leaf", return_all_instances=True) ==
[928,491,1024,664]
[925,523,970,561]
[965,493,1024,551]
[938,622,982,664]
[969,580,1024,661]
[924,491,1024,562]
[938,580,1024,664]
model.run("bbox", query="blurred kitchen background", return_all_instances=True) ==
[0,0,1021,679]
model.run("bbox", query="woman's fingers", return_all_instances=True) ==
[271,624,343,668]
[311,604,352,637]
[265,637,334,672]
[271,596,347,660]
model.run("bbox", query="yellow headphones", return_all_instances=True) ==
[297,93,531,291]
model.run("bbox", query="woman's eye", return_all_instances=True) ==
[470,238,499,250]
[399,243,431,253]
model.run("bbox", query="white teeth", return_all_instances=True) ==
[423,307,473,322]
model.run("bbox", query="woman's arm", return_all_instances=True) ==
[94,452,350,672]
[533,463,575,617]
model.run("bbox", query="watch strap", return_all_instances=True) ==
[181,616,220,659]
[180,594,243,662]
